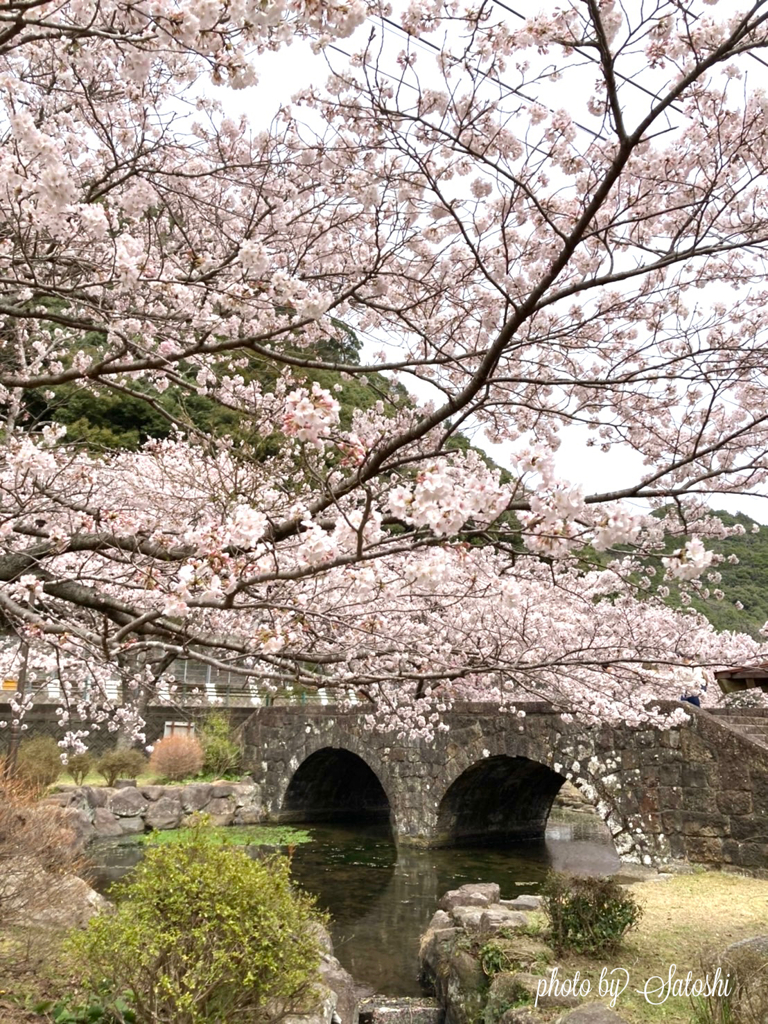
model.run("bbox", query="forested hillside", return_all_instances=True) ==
[664,511,768,640]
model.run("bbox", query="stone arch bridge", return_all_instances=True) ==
[242,702,768,873]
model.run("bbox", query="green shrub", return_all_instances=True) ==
[15,736,62,790]
[479,941,511,977]
[95,749,148,787]
[65,752,93,786]
[199,712,242,777]
[67,824,326,1024]
[541,872,642,956]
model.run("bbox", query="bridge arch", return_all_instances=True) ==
[435,754,566,844]
[429,727,625,849]
[278,745,395,829]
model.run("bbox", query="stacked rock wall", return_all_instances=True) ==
[45,781,263,841]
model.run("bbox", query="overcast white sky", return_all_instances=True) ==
[213,25,768,526]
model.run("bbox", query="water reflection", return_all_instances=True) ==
[90,811,618,997]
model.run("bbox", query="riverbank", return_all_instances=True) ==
[420,872,768,1024]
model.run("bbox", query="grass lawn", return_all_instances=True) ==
[56,769,245,788]
[530,872,768,1022]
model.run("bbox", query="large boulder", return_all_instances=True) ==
[717,935,768,1023]
[320,953,363,1024]
[92,807,123,838]
[479,908,529,936]
[180,783,212,812]
[109,787,148,817]
[28,872,110,929]
[500,896,541,912]
[282,985,337,1024]
[439,883,500,912]
[442,951,486,1024]
[117,814,145,834]
[4,859,110,930]
[420,926,461,988]
[145,795,182,831]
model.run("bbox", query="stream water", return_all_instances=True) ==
[89,810,618,997]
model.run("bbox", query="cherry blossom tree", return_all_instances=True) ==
[2,0,768,750]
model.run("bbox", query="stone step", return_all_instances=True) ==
[714,716,768,748]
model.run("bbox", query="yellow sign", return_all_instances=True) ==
[2,679,16,691]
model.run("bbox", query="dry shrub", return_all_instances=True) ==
[149,734,204,781]
[0,777,88,926]
[66,751,93,785]
[692,939,768,1024]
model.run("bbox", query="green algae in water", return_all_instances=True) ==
[138,824,313,848]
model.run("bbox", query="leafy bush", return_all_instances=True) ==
[479,941,512,977]
[95,749,148,787]
[149,734,204,781]
[67,824,325,1024]
[199,712,242,777]
[66,752,93,786]
[15,735,63,790]
[541,872,642,956]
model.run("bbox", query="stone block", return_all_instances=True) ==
[683,836,723,863]
[81,785,109,808]
[730,842,768,869]
[234,806,262,825]
[145,795,182,831]
[479,908,529,935]
[427,910,452,931]
[716,790,753,816]
[117,815,145,835]
[109,787,148,817]
[680,812,729,838]
[439,883,499,911]
[180,783,212,812]
[658,764,682,787]
[718,761,751,791]
[498,1011,537,1024]
[141,785,170,800]
[206,796,235,824]
[114,779,138,789]
[728,815,768,842]
[231,783,258,807]
[321,953,360,1024]
[210,782,237,798]
[500,894,541,912]
[450,906,486,930]
[656,786,683,810]
[419,926,460,978]
[681,766,710,790]
[92,807,123,838]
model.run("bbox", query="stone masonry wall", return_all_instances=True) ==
[242,702,768,873]
[45,780,264,841]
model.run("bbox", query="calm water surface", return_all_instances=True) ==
[90,812,618,997]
